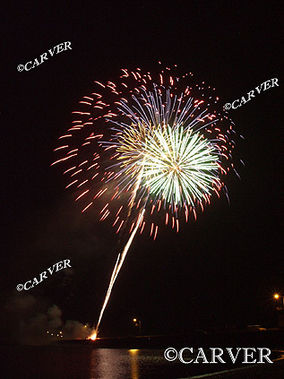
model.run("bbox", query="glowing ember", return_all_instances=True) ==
[88,331,97,341]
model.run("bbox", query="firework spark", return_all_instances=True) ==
[53,64,239,338]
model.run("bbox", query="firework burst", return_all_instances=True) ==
[53,63,239,337]
[115,124,220,206]
[53,64,237,238]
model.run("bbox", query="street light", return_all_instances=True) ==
[273,292,284,311]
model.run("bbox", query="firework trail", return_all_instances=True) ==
[52,63,240,338]
[92,165,146,339]
[93,209,145,339]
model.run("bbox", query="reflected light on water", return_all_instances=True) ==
[129,349,139,379]
[89,348,140,379]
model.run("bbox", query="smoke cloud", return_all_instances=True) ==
[2,294,92,345]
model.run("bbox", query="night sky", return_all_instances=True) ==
[1,1,283,339]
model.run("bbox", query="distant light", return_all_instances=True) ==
[274,293,280,299]
[133,318,137,322]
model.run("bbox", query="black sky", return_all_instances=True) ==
[1,1,283,337]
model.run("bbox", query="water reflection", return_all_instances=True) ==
[129,349,139,379]
[90,348,140,379]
